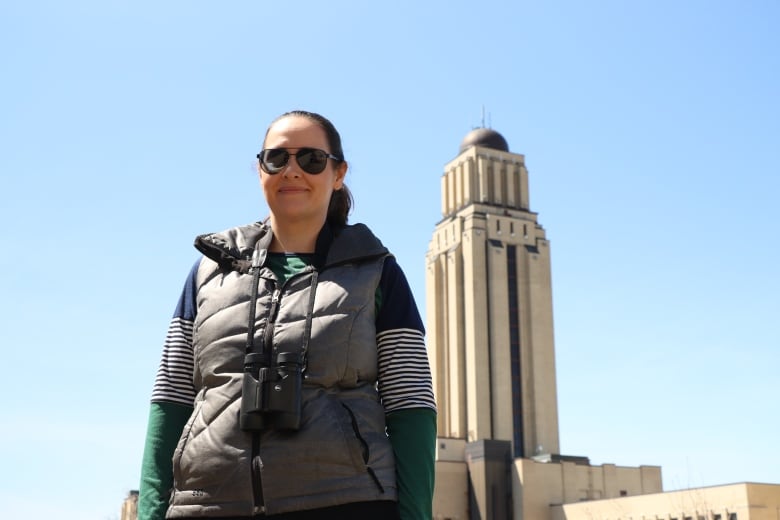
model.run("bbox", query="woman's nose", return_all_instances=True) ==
[281,162,301,178]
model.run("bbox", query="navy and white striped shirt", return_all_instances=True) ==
[151,256,436,414]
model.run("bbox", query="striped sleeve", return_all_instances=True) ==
[150,260,200,406]
[376,256,437,413]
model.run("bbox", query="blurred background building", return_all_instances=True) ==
[121,489,138,520]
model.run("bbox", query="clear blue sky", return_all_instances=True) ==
[1,1,778,518]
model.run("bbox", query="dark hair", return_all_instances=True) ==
[265,110,353,227]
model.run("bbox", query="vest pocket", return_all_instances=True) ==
[172,393,206,487]
[341,403,385,494]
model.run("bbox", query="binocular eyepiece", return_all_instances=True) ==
[240,351,303,431]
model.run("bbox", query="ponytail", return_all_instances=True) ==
[327,184,353,227]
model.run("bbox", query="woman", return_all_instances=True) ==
[139,110,437,520]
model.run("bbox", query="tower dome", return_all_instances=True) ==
[459,127,509,153]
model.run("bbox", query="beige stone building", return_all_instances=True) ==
[121,489,138,520]
[425,128,780,519]
[555,482,780,520]
[426,127,561,460]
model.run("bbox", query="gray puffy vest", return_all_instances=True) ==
[166,222,396,517]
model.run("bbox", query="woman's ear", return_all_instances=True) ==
[334,161,348,190]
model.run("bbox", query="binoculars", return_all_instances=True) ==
[240,351,303,431]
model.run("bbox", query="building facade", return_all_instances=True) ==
[427,128,662,519]
[121,489,138,520]
[554,482,780,520]
[426,128,559,459]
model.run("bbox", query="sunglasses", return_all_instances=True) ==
[257,148,341,175]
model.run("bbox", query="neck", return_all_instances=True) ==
[268,217,325,253]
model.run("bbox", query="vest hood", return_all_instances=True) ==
[193,221,388,274]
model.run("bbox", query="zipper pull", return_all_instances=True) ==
[269,289,282,324]
[251,246,266,269]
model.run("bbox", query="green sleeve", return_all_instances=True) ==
[138,402,193,520]
[386,407,437,520]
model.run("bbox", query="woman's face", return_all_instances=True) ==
[260,115,346,228]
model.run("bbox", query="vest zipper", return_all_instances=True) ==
[250,287,279,514]
[263,288,281,366]
[251,434,265,515]
[249,269,315,513]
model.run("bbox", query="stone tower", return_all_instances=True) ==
[425,127,560,459]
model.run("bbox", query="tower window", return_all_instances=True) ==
[507,245,524,457]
